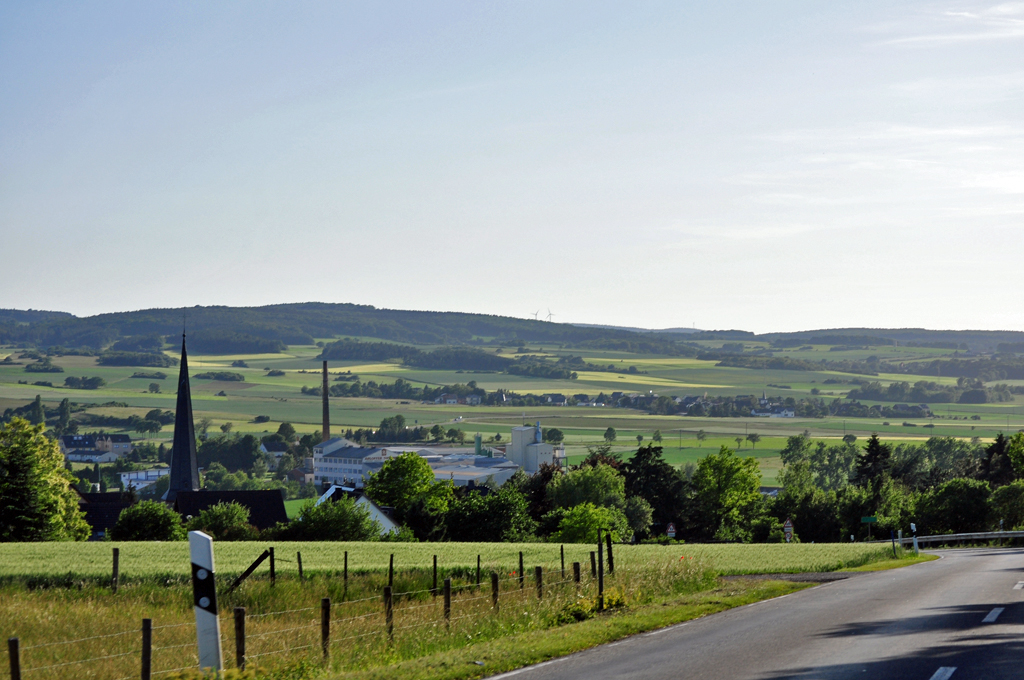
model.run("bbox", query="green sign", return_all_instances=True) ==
[861,516,877,524]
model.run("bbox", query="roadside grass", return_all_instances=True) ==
[839,553,939,571]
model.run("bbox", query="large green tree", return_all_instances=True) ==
[547,463,625,510]
[0,418,89,541]
[852,434,892,487]
[445,485,536,542]
[621,444,686,533]
[691,446,765,542]
[364,451,436,518]
[279,496,380,541]
[110,500,185,541]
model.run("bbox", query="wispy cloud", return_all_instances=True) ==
[880,2,1024,46]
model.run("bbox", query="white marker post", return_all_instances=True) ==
[189,531,223,671]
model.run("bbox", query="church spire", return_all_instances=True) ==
[164,333,200,502]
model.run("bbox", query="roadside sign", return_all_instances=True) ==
[861,516,877,524]
[783,519,793,543]
[667,523,676,539]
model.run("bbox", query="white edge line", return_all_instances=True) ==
[928,667,956,680]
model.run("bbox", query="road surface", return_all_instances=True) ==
[492,548,1024,680]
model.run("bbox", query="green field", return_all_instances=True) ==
[3,340,1022,485]
[0,540,900,581]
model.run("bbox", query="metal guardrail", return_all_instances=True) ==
[867,530,1024,546]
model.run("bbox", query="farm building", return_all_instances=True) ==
[119,467,170,491]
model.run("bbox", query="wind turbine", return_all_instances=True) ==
[546,309,555,322]
[531,310,540,321]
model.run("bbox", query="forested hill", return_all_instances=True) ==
[0,302,694,353]
[2,303,1023,355]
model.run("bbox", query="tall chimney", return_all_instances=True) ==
[322,360,330,442]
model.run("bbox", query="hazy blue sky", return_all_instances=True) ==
[2,2,1022,332]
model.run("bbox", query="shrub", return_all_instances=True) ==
[185,501,259,541]
[276,497,381,541]
[110,500,186,541]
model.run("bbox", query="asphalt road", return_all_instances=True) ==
[491,548,1024,680]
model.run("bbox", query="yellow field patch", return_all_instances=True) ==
[573,371,728,389]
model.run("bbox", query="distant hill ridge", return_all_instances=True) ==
[1,303,1023,353]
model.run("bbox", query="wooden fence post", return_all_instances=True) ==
[590,551,596,577]
[491,572,499,612]
[443,578,451,629]
[597,529,604,611]
[269,547,275,586]
[560,545,565,581]
[343,550,348,596]
[606,533,614,574]
[476,555,481,589]
[388,554,394,588]
[297,552,304,582]
[112,547,120,593]
[518,551,524,589]
[573,562,581,584]
[432,555,438,596]
[535,566,543,600]
[141,619,151,680]
[321,598,330,662]
[233,607,246,670]
[8,637,21,680]
[384,587,394,641]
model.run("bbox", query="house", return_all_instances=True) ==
[464,394,482,406]
[173,490,288,530]
[120,467,170,491]
[75,489,133,540]
[61,435,121,462]
[543,394,567,406]
[259,441,291,470]
[435,394,462,405]
[287,467,315,484]
[96,434,134,456]
[316,485,401,536]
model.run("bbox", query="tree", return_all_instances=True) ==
[603,427,617,442]
[197,417,213,437]
[780,434,812,466]
[553,502,629,543]
[990,480,1024,530]
[186,501,258,541]
[548,464,625,510]
[636,434,644,446]
[148,383,161,394]
[918,478,991,534]
[543,428,564,444]
[852,434,892,487]
[198,434,261,472]
[220,422,233,434]
[110,500,185,541]
[0,418,89,541]
[446,485,536,542]
[364,452,436,518]
[652,430,662,443]
[277,422,296,440]
[621,445,686,533]
[696,430,707,444]
[746,433,761,449]
[29,395,44,425]
[842,434,858,446]
[624,496,654,537]
[691,446,765,542]
[430,424,445,442]
[57,398,71,435]
[735,437,744,450]
[1005,433,1024,479]
[278,496,380,541]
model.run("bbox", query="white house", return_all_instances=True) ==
[315,485,400,536]
[120,467,171,490]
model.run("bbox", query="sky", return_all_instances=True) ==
[1,1,1022,333]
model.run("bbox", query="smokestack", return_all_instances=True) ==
[322,360,330,442]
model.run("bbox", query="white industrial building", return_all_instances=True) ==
[508,422,566,473]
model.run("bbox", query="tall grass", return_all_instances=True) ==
[2,556,712,680]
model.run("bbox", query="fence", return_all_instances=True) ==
[4,542,653,680]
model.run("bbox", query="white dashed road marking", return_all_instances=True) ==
[1014,582,1024,590]
[982,607,1004,623]
[929,667,956,680]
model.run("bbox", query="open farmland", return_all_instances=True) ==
[0,541,901,582]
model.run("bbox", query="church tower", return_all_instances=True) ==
[164,334,200,502]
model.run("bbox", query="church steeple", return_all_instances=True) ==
[164,334,200,502]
